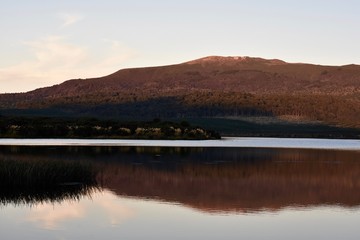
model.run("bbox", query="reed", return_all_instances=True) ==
[0,158,99,205]
[0,158,96,187]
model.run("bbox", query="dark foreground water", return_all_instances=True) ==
[1,144,360,239]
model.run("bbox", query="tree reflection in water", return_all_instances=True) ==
[1,146,360,213]
[100,148,360,213]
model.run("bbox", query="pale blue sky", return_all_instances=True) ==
[1,0,359,93]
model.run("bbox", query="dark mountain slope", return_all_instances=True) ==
[1,56,360,127]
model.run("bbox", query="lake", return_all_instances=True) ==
[1,138,360,239]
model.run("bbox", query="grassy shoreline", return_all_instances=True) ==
[0,116,220,140]
[1,115,359,140]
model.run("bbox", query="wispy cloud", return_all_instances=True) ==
[0,36,136,93]
[24,35,88,67]
[0,35,88,92]
[58,13,84,27]
[97,191,135,226]
[100,39,138,69]
[26,201,85,230]
[25,190,134,230]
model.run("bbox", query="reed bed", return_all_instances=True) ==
[0,158,99,205]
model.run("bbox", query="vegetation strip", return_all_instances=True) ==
[0,117,220,140]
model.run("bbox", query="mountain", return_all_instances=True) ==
[1,56,360,128]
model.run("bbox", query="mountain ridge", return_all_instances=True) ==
[5,55,360,95]
[1,56,360,128]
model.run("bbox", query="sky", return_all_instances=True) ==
[1,0,360,93]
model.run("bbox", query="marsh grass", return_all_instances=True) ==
[0,158,99,205]
[0,185,98,206]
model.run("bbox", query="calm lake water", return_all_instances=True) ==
[1,138,360,239]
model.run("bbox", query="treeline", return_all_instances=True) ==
[186,117,360,139]
[1,90,360,128]
[181,92,360,127]
[0,117,220,140]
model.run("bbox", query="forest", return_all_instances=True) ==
[2,92,360,128]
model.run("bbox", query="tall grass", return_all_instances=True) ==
[0,158,99,205]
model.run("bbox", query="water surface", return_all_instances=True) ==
[0,137,359,149]
[1,144,360,239]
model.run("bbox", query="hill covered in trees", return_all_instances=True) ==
[1,56,360,133]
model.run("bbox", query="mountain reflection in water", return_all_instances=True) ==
[1,146,360,213]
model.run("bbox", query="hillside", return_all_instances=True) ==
[1,56,360,129]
